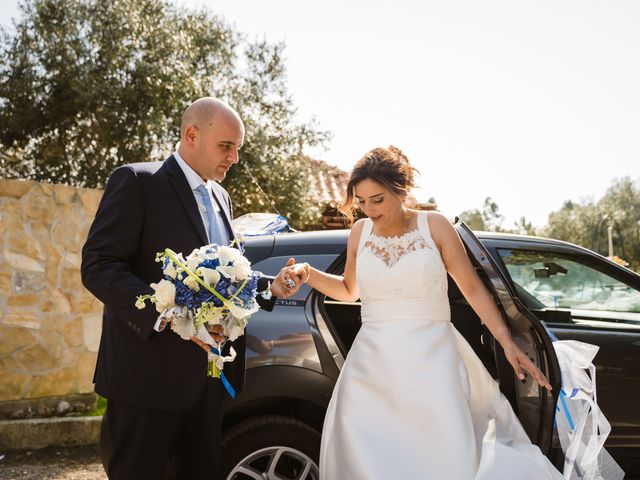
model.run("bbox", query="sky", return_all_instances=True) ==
[2,0,639,227]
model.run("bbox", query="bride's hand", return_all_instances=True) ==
[502,341,553,391]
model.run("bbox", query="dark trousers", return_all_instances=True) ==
[106,379,224,480]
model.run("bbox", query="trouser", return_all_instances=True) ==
[105,379,224,480]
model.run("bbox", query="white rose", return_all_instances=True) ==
[197,267,221,288]
[183,274,200,292]
[186,256,200,273]
[224,317,248,341]
[232,257,252,281]
[151,279,176,312]
[171,314,196,341]
[216,265,236,282]
[226,301,259,320]
[218,246,241,266]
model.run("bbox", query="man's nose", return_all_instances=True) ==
[229,149,240,163]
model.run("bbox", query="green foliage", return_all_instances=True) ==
[0,0,329,228]
[544,177,640,271]
[460,197,519,233]
[86,394,107,417]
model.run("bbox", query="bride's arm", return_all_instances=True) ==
[289,220,363,303]
[429,212,552,391]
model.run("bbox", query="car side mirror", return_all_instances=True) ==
[534,268,550,278]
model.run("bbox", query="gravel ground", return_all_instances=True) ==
[0,445,105,480]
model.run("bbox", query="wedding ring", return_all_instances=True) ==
[285,278,296,288]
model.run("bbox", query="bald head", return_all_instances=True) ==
[178,97,245,181]
[180,97,244,138]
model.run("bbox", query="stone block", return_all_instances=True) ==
[0,372,30,401]
[61,319,84,348]
[0,416,102,449]
[22,187,54,222]
[13,343,58,373]
[29,221,51,245]
[7,228,44,261]
[76,351,97,392]
[0,354,22,372]
[2,251,44,272]
[53,184,77,205]
[0,326,37,356]
[7,293,40,308]
[0,271,12,292]
[63,252,81,268]
[13,270,46,293]
[82,314,102,352]
[68,289,100,314]
[3,311,40,330]
[39,290,71,314]
[37,330,65,364]
[78,189,102,217]
[38,183,54,196]
[61,267,82,291]
[40,313,68,331]
[43,243,61,286]
[0,208,26,237]
[0,180,33,199]
[51,203,86,251]
[27,366,78,398]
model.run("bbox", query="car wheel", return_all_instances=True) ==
[223,415,321,480]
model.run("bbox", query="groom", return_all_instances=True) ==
[81,97,302,479]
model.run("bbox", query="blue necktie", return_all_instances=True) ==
[196,184,225,245]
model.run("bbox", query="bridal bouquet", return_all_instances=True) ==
[135,243,270,397]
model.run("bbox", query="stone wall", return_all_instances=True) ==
[0,179,104,408]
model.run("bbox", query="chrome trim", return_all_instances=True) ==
[310,297,345,370]
[323,300,362,306]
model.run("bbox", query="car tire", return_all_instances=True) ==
[222,415,321,480]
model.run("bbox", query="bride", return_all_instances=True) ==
[288,146,564,479]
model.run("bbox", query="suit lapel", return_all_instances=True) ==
[164,155,209,245]
[210,182,236,242]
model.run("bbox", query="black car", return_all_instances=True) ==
[102,219,640,479]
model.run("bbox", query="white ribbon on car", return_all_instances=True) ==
[553,340,624,480]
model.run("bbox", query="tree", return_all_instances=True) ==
[544,177,640,272]
[0,0,329,228]
[459,197,506,232]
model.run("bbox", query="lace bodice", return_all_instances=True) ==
[363,229,431,268]
[356,211,449,307]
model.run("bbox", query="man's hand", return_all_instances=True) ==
[270,258,306,298]
[190,324,225,353]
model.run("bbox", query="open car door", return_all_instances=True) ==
[454,218,562,455]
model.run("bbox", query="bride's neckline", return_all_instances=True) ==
[368,211,421,240]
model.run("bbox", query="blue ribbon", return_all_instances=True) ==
[210,346,236,399]
[559,388,577,431]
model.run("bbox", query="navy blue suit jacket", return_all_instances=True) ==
[81,155,276,410]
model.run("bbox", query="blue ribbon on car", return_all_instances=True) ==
[556,387,579,431]
[210,346,236,399]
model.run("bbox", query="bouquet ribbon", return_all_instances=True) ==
[210,346,236,399]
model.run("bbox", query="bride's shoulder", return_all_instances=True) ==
[347,218,367,249]
[422,211,456,246]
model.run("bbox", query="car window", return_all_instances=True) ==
[497,249,640,321]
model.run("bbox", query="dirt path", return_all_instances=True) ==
[0,445,105,480]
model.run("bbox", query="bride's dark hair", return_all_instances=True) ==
[339,145,419,224]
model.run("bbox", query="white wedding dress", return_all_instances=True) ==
[319,211,563,479]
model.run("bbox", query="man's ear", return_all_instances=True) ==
[183,124,199,147]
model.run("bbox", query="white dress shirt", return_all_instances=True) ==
[173,151,230,246]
